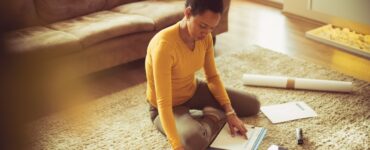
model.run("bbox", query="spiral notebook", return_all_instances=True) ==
[210,124,267,150]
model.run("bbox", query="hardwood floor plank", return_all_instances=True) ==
[215,0,370,82]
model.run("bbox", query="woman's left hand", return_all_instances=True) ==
[226,114,248,139]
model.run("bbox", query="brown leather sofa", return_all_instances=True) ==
[2,0,230,77]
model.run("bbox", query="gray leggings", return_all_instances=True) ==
[149,80,260,150]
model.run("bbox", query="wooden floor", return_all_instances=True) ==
[85,0,370,100]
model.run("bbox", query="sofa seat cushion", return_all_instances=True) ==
[112,1,184,30]
[60,31,156,77]
[47,11,155,47]
[3,26,82,57]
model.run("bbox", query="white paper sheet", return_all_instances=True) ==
[261,101,317,123]
[210,124,267,150]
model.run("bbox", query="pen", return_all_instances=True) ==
[296,128,303,145]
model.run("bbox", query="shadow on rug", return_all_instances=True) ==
[28,45,369,150]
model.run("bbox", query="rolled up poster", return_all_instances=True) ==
[242,74,353,92]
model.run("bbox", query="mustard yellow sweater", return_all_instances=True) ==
[145,22,231,149]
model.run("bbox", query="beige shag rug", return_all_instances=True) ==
[28,45,370,150]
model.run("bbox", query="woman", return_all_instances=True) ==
[145,0,260,149]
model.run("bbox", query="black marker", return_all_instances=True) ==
[296,128,303,145]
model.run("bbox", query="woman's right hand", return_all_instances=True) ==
[226,113,248,138]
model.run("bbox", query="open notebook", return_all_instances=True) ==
[210,124,267,150]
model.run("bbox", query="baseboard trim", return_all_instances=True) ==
[282,11,325,26]
[246,0,283,9]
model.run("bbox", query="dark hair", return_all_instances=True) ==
[185,0,224,16]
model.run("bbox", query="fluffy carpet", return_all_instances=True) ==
[28,45,370,150]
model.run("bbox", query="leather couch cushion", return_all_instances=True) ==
[1,0,42,30]
[3,26,82,57]
[35,0,106,23]
[61,31,156,77]
[47,11,155,47]
[104,0,140,9]
[112,1,184,30]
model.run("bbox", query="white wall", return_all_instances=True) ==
[283,0,370,34]
[311,0,370,25]
[283,0,331,23]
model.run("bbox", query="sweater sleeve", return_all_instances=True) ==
[203,34,231,106]
[151,41,183,149]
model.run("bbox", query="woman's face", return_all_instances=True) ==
[186,9,221,41]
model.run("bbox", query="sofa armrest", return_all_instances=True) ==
[213,0,230,35]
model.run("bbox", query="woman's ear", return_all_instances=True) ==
[184,6,192,20]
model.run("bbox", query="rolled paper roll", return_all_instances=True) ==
[242,74,353,92]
